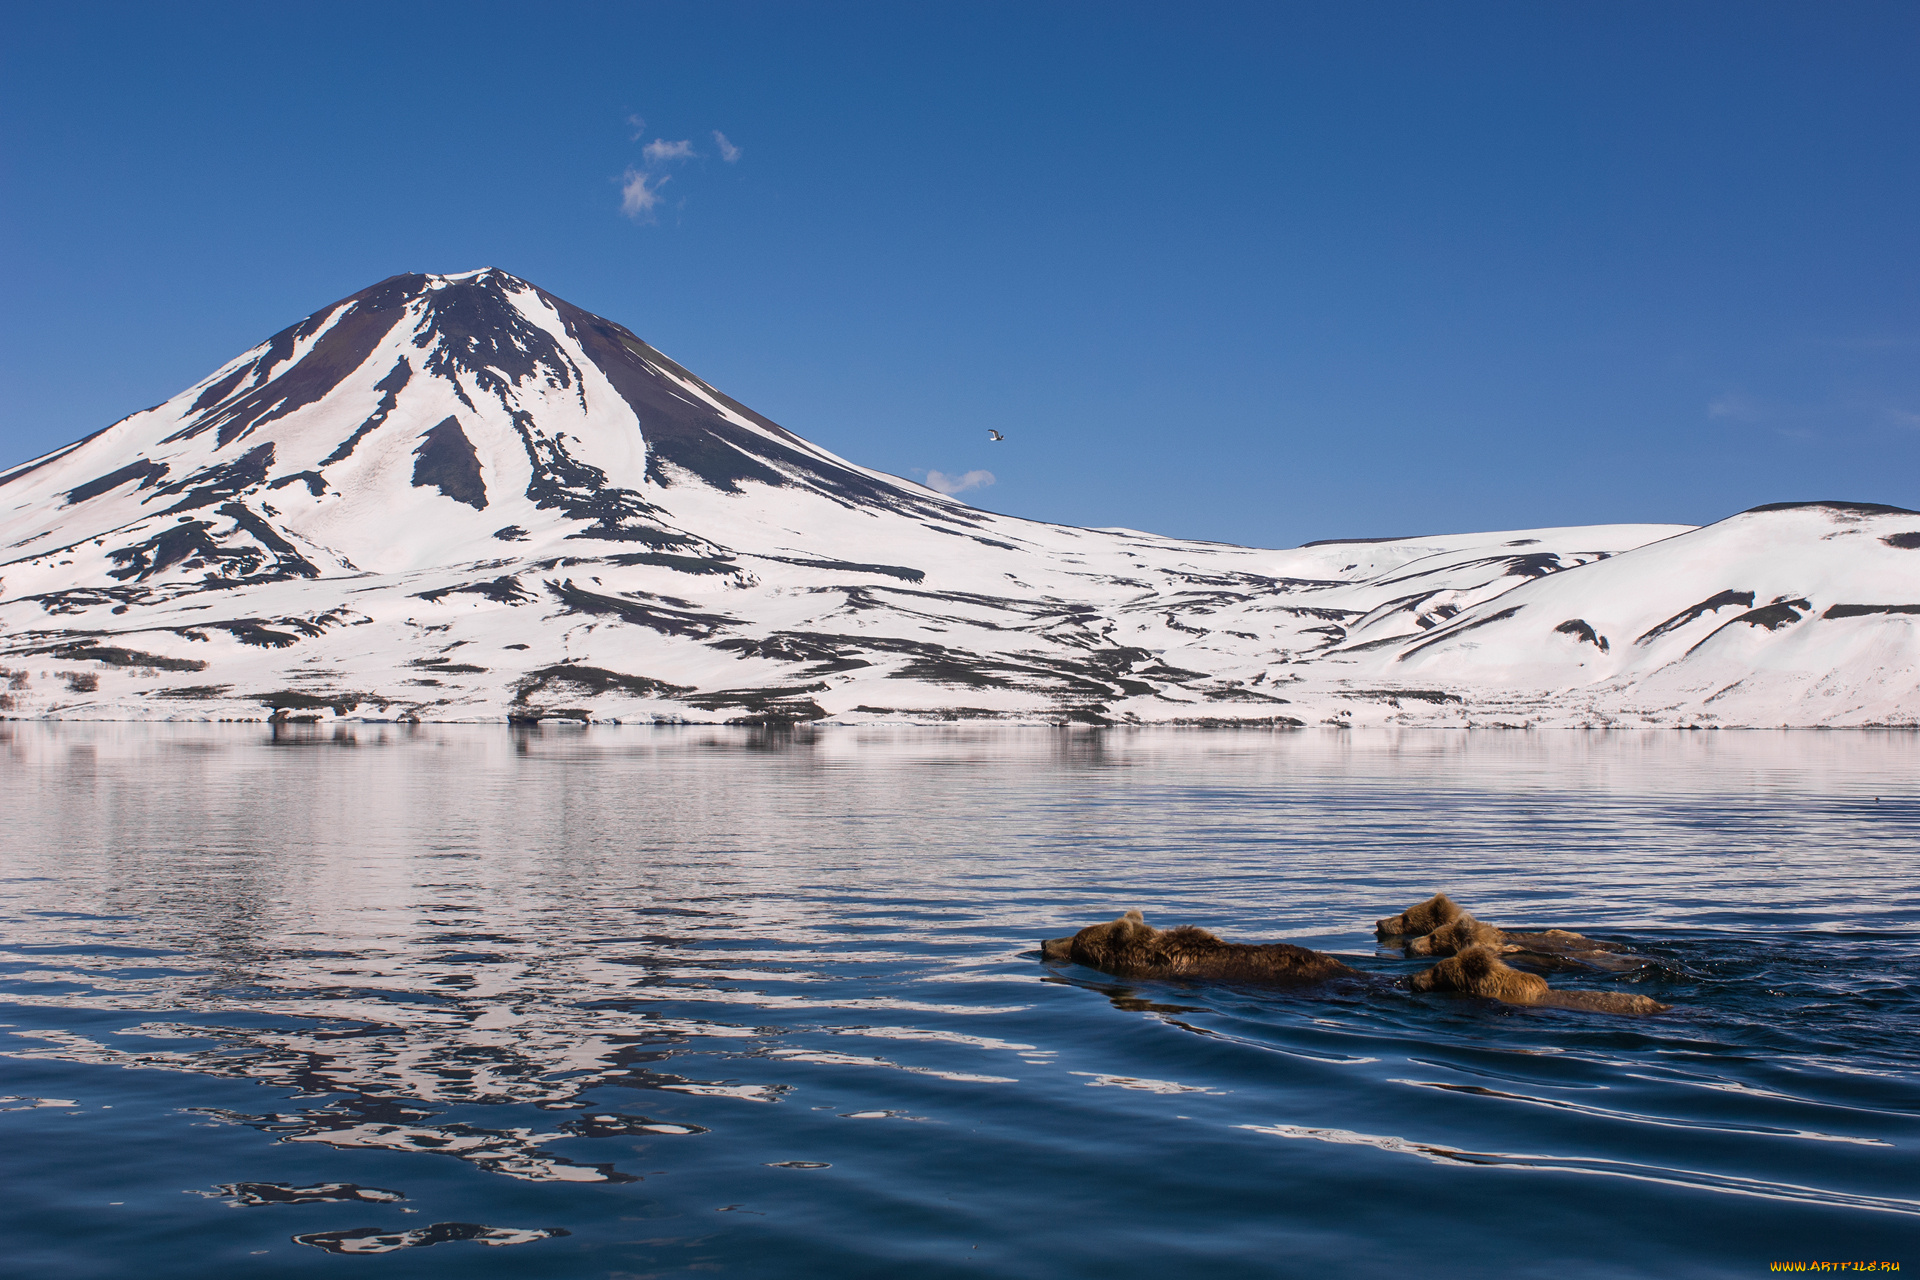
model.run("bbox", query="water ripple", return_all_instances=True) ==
[1236,1122,1920,1216]
[2,725,1917,1276]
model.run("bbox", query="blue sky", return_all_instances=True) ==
[3,2,1916,546]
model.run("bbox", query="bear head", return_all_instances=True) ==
[1404,913,1505,956]
[1408,944,1550,1004]
[1375,893,1463,939]
[1042,909,1146,962]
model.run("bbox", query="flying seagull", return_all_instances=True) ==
[988,430,1004,442]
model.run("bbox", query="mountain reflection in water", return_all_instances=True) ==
[1,724,1917,1277]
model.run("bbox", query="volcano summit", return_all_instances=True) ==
[3,269,1918,727]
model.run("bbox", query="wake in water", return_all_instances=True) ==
[1043,894,1670,1013]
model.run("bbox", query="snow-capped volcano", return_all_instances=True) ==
[4,269,1918,727]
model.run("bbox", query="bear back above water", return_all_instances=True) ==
[1042,911,1356,985]
[1410,944,1670,1016]
[1397,908,1637,971]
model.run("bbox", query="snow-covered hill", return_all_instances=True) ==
[3,269,1917,726]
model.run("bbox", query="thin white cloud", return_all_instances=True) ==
[1810,333,1920,351]
[615,120,737,223]
[619,167,669,219]
[643,138,696,163]
[924,469,995,496]
[1707,393,1762,422]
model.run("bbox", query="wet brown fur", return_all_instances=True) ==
[1375,894,1462,938]
[1410,945,1669,1016]
[1405,917,1624,961]
[1404,913,1505,956]
[1383,896,1635,969]
[1041,910,1355,984]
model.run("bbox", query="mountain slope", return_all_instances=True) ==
[3,269,1916,727]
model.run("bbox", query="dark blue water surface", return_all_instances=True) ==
[2,725,1916,1278]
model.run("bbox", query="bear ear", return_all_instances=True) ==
[1122,909,1145,923]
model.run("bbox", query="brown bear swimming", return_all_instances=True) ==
[1390,901,1636,971]
[1403,913,1506,956]
[1042,910,1356,985]
[1410,945,1669,1016]
[1405,917,1628,967]
[1375,894,1464,938]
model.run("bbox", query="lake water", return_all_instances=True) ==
[1,724,1915,1277]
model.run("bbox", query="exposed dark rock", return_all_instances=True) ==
[1683,598,1812,654]
[1729,601,1810,631]
[538,286,960,518]
[563,523,701,548]
[413,271,580,410]
[216,503,320,578]
[154,442,276,513]
[163,274,421,448]
[545,578,734,638]
[105,503,316,584]
[410,416,488,510]
[64,459,169,506]
[1338,688,1464,704]
[755,555,925,584]
[510,409,666,537]
[1380,553,1568,589]
[606,552,741,575]
[107,521,227,581]
[187,366,251,415]
[513,664,693,703]
[268,470,328,496]
[1636,590,1756,645]
[13,586,151,614]
[221,622,304,648]
[409,657,488,674]
[850,704,1007,720]
[1554,619,1609,652]
[321,358,412,465]
[685,683,829,722]
[40,644,207,672]
[1823,603,1920,619]
[148,684,233,699]
[1398,606,1524,659]
[414,576,535,605]
[1744,500,1920,517]
[252,689,363,715]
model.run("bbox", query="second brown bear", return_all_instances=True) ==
[1042,910,1355,984]
[1410,945,1669,1015]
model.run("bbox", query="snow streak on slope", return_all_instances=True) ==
[3,270,1917,727]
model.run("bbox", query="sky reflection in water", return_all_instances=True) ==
[1,725,1917,1277]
